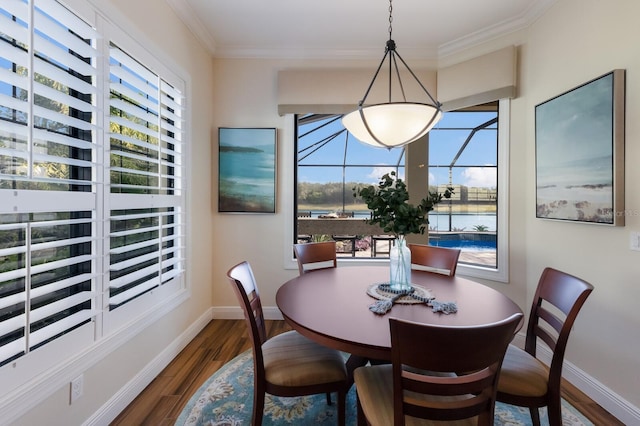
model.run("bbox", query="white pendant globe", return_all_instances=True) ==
[342,102,442,149]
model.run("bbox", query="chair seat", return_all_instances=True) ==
[497,344,550,398]
[354,364,477,426]
[263,331,347,387]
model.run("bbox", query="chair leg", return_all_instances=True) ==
[326,391,332,405]
[252,390,265,426]
[356,391,368,426]
[547,398,564,426]
[337,388,346,426]
[479,412,493,426]
[529,406,541,426]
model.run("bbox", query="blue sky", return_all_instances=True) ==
[536,73,612,169]
[298,110,498,188]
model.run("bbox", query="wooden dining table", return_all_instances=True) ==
[276,266,523,378]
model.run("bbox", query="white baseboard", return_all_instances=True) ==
[538,345,640,425]
[511,331,639,425]
[84,307,214,426]
[212,306,283,320]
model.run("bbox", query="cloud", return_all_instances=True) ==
[461,167,496,187]
[367,166,405,182]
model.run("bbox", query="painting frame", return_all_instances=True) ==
[218,127,277,214]
[535,69,625,226]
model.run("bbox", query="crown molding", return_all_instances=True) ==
[165,0,217,55]
[439,0,558,57]
[211,46,440,61]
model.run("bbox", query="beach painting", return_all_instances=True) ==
[535,70,625,225]
[218,128,276,213]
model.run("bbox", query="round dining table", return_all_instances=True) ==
[276,266,523,368]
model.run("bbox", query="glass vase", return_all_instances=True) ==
[389,236,412,291]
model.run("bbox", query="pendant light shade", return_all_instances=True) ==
[342,102,442,147]
[342,1,443,149]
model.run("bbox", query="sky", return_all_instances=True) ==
[536,72,613,169]
[298,110,499,188]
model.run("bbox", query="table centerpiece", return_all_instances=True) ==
[355,172,452,291]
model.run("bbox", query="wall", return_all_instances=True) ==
[12,0,215,424]
[521,0,640,414]
[211,57,389,310]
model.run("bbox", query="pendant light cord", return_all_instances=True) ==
[341,0,443,148]
[388,0,393,41]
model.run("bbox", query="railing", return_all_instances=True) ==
[297,217,383,236]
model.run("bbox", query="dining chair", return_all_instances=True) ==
[354,313,523,426]
[227,261,349,426]
[407,243,461,276]
[293,241,338,275]
[496,267,594,426]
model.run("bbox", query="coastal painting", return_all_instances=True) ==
[535,70,625,226]
[218,128,276,213]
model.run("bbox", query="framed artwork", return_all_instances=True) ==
[218,127,277,213]
[535,69,625,226]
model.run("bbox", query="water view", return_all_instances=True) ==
[303,211,496,232]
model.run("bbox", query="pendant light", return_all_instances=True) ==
[342,0,443,149]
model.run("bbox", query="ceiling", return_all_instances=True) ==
[166,0,556,60]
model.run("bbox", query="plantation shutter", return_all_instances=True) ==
[0,0,98,365]
[107,45,185,309]
[157,79,184,284]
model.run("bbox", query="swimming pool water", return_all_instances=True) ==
[429,239,497,251]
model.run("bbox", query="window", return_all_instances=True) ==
[0,0,186,399]
[427,102,499,270]
[294,100,508,280]
[295,114,404,256]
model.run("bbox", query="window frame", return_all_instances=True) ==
[288,99,509,282]
[454,99,509,282]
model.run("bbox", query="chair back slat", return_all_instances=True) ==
[536,305,564,334]
[407,243,461,276]
[533,323,558,354]
[404,367,495,396]
[390,313,522,425]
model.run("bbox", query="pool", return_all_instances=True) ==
[429,233,497,251]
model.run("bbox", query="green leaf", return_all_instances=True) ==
[356,173,453,237]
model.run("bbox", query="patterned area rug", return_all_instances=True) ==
[175,350,593,426]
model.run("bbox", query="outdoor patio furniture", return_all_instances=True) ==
[371,235,395,257]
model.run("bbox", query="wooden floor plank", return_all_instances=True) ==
[165,360,225,419]
[139,395,180,426]
[110,319,622,425]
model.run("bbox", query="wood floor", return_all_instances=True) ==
[111,319,623,425]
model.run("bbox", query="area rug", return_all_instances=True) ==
[175,350,593,426]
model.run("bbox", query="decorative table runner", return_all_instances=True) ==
[367,283,433,304]
[367,282,458,315]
